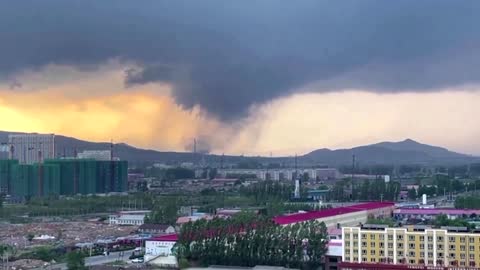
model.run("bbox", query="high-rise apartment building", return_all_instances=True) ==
[8,134,55,164]
[342,225,480,269]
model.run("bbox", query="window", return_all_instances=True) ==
[428,244,433,249]
[362,234,367,239]
[438,253,443,258]
[460,237,466,243]
[449,237,455,242]
[409,259,416,264]
[370,250,376,256]
[380,242,384,248]
[470,246,475,251]
[428,252,433,258]
[345,242,350,247]
[398,243,404,249]
[449,253,455,258]
[388,235,393,241]
[420,236,424,241]
[388,243,393,249]
[438,244,443,250]
[428,236,433,242]
[362,250,367,255]
[353,249,358,254]
[398,235,404,240]
[345,250,350,255]
[362,242,367,247]
[409,251,416,257]
[345,234,350,240]
[460,245,466,251]
[353,257,358,262]
[469,237,474,243]
[428,260,434,265]
[449,245,456,251]
[460,253,466,259]
[370,258,376,262]
[353,241,358,247]
[470,254,475,260]
[371,234,375,240]
[409,243,415,249]
[380,250,384,256]
[379,234,384,240]
[409,235,415,241]
[460,261,466,266]
[388,251,393,256]
[371,242,376,248]
[362,257,367,262]
[398,251,404,257]
[345,256,351,261]
[420,244,425,249]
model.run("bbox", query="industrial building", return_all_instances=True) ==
[342,225,480,269]
[8,133,55,164]
[394,208,480,221]
[145,234,178,260]
[109,210,151,226]
[273,202,395,229]
[1,158,128,198]
[214,168,340,181]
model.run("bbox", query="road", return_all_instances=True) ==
[45,250,135,270]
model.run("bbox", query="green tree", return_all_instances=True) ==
[66,251,86,270]
[0,193,6,208]
[407,188,417,200]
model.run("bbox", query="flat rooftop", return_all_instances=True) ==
[273,202,394,225]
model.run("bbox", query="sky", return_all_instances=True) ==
[1,1,480,155]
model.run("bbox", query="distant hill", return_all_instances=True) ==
[0,131,478,166]
[303,139,478,165]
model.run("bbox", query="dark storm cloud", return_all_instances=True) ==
[1,0,480,120]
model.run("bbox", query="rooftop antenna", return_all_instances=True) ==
[193,138,197,154]
[110,139,114,161]
[221,153,224,169]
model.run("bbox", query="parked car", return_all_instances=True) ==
[131,258,144,263]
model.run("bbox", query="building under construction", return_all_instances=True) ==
[4,159,127,198]
[0,159,19,194]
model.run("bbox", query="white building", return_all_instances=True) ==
[215,168,339,181]
[8,133,55,164]
[109,210,151,226]
[77,150,111,161]
[145,234,177,260]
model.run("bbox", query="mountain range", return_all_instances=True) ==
[0,131,478,166]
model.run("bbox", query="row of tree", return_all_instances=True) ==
[175,212,328,269]
[330,178,401,202]
[455,196,480,210]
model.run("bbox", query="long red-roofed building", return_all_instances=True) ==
[273,202,395,229]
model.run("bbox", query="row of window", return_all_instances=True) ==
[345,233,479,243]
[345,249,477,260]
[345,256,477,266]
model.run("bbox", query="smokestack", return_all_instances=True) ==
[294,179,300,199]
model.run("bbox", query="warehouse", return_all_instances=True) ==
[273,202,395,229]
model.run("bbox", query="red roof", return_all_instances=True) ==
[273,202,394,225]
[149,233,178,242]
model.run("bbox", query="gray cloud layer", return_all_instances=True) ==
[1,0,480,120]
